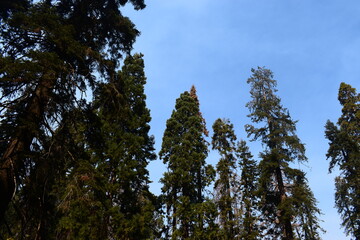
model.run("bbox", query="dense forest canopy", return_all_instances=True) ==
[0,0,359,239]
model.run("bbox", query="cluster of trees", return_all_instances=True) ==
[0,0,157,239]
[158,69,324,240]
[0,0,359,239]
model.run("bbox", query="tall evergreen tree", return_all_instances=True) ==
[211,118,239,239]
[236,140,260,240]
[160,86,215,239]
[245,67,322,240]
[325,82,360,239]
[0,0,146,237]
[55,54,158,239]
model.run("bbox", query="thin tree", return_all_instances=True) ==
[325,82,360,239]
[212,118,238,239]
[236,140,260,240]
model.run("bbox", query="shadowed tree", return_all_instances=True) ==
[0,0,146,237]
[325,82,360,239]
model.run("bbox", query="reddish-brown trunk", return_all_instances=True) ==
[0,77,55,221]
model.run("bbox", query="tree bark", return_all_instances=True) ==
[0,77,55,221]
[275,166,294,240]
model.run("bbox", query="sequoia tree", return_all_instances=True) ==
[160,86,215,239]
[325,82,360,239]
[245,67,322,240]
[0,0,145,235]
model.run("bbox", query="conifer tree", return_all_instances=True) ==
[212,118,239,239]
[245,67,322,240]
[160,86,215,239]
[236,140,260,240]
[0,0,146,236]
[325,82,360,239]
[56,54,158,239]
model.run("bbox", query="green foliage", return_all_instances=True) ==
[212,119,261,240]
[236,140,260,240]
[191,199,220,240]
[0,0,29,19]
[160,86,215,239]
[212,118,239,239]
[290,170,323,240]
[56,54,158,239]
[325,82,360,239]
[246,67,323,240]
[0,0,148,238]
[0,1,342,239]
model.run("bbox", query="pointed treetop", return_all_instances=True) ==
[190,85,198,101]
[189,85,209,137]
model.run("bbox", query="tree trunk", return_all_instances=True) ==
[268,118,294,240]
[275,166,294,240]
[0,77,55,221]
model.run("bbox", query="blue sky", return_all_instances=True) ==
[124,1,360,239]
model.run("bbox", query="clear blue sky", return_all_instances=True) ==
[125,1,360,239]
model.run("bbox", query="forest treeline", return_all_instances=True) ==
[0,0,359,239]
